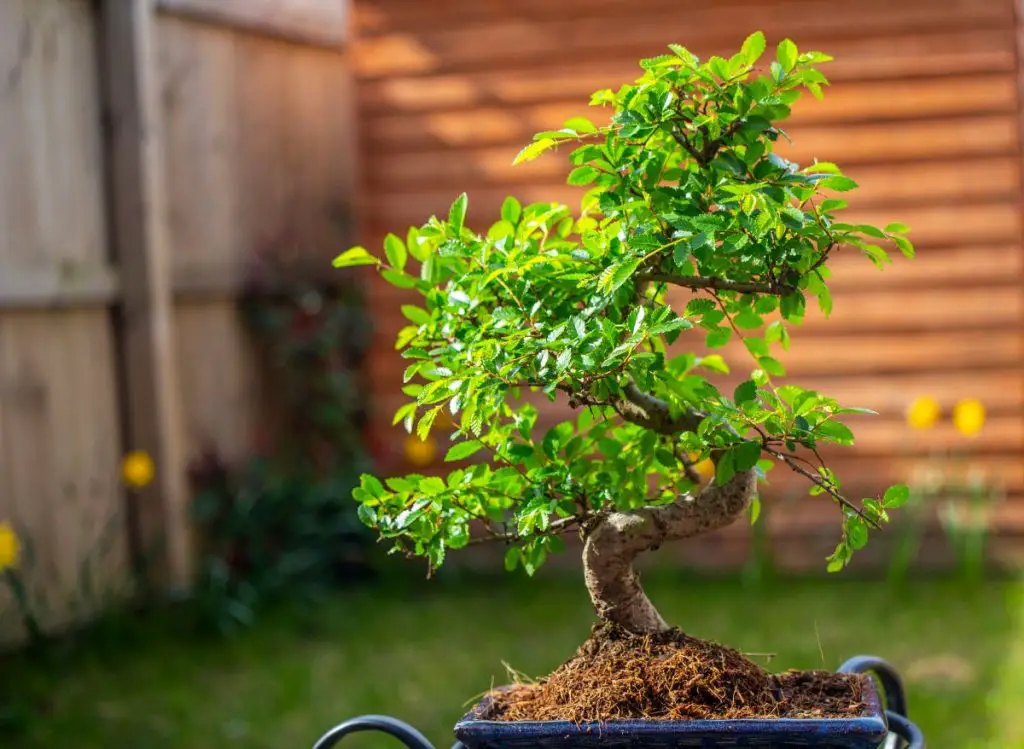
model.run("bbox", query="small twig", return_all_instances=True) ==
[636,272,795,296]
[766,447,878,529]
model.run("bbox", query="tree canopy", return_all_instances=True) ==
[336,32,912,579]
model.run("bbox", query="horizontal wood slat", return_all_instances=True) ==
[361,55,1016,115]
[354,5,1012,79]
[354,0,1006,36]
[364,74,1017,149]
[353,0,1024,552]
[365,115,1018,184]
[156,0,348,48]
[363,159,1019,229]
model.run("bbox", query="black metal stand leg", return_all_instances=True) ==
[839,656,925,749]
[311,715,437,749]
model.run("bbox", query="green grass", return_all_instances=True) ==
[4,571,1023,749]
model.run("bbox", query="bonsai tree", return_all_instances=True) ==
[336,33,913,637]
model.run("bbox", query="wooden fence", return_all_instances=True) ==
[0,0,357,643]
[2,0,1024,644]
[352,0,1024,567]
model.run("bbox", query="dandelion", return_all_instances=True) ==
[953,398,986,438]
[121,450,155,489]
[404,435,437,467]
[0,522,21,571]
[906,395,940,430]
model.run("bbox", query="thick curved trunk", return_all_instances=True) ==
[582,468,757,633]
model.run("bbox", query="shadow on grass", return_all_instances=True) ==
[2,568,1022,749]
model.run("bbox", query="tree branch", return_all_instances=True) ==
[637,272,796,296]
[467,515,581,545]
[619,381,704,435]
[764,447,879,529]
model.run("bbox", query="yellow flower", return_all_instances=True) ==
[953,398,986,438]
[404,435,437,467]
[0,522,21,571]
[906,396,940,430]
[121,450,155,489]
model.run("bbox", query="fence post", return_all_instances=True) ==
[98,0,192,592]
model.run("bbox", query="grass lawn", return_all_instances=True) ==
[4,570,1023,749]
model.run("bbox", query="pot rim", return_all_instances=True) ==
[454,676,887,744]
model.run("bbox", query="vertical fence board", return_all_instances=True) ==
[99,0,191,590]
[0,0,126,645]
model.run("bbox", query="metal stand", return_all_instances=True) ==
[839,656,925,749]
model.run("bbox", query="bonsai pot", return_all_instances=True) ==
[312,658,924,749]
[453,686,885,749]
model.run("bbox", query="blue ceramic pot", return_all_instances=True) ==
[452,682,886,749]
[311,657,924,749]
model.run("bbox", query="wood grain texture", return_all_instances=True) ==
[156,0,348,48]
[0,0,128,644]
[99,0,192,590]
[158,17,358,481]
[352,0,1024,547]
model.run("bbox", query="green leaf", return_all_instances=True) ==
[740,31,766,65]
[567,166,599,186]
[816,420,855,445]
[705,327,732,348]
[360,474,385,499]
[655,448,677,468]
[757,356,786,377]
[749,495,761,525]
[418,476,446,494]
[417,405,443,440]
[884,222,910,234]
[883,484,910,509]
[734,311,763,330]
[564,116,597,134]
[893,235,915,259]
[333,246,379,268]
[386,477,415,493]
[715,448,736,486]
[407,227,429,262]
[697,354,730,374]
[861,244,891,268]
[734,380,758,404]
[597,258,641,295]
[777,39,798,72]
[733,440,762,471]
[806,161,842,175]
[384,233,407,271]
[847,517,869,550]
[449,193,468,235]
[382,268,419,289]
[504,546,521,571]
[822,175,859,192]
[445,440,485,462]
[513,138,558,165]
[401,305,430,325]
[501,196,522,225]
[572,316,587,339]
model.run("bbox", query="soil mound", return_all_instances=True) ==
[486,623,868,722]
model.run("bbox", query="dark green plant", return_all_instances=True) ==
[188,259,375,633]
[336,34,912,634]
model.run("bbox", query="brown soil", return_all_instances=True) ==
[485,623,869,722]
